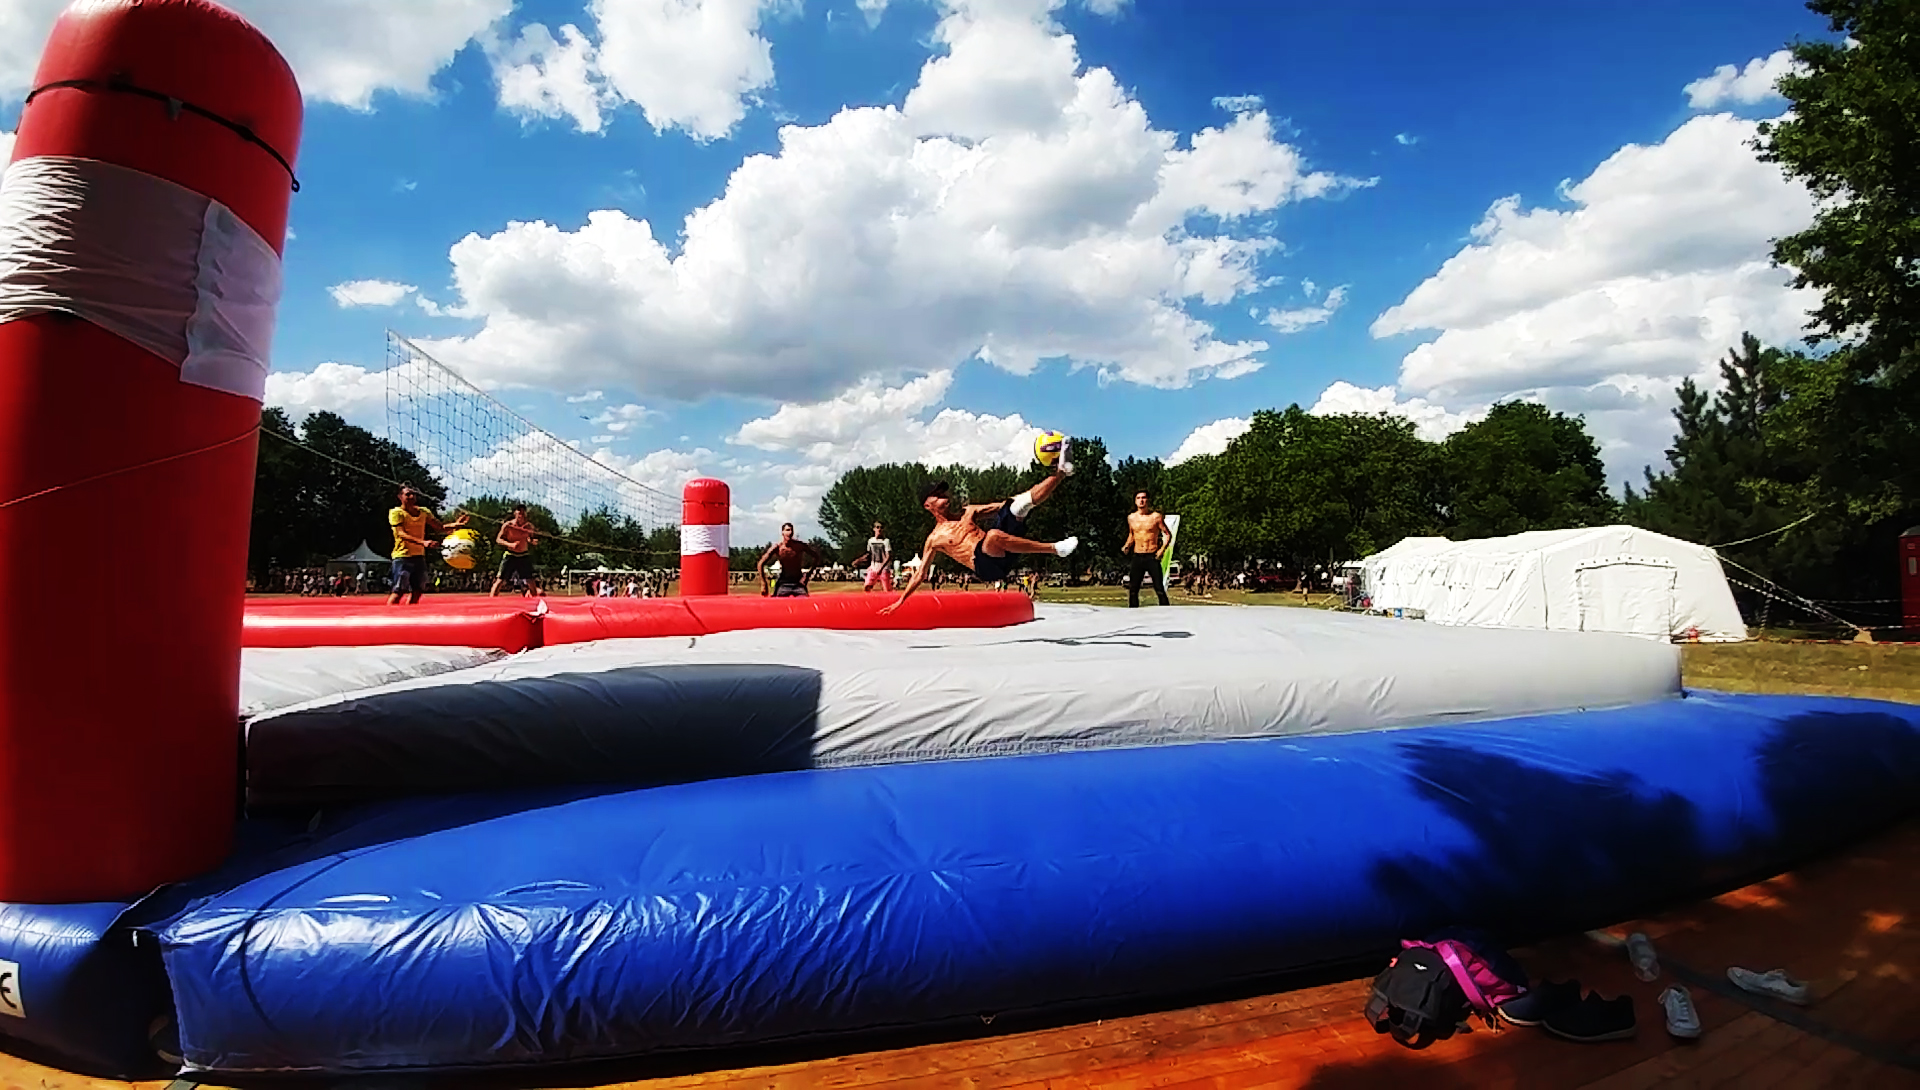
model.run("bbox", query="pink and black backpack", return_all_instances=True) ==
[1364,931,1529,1048]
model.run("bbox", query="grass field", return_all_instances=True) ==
[1030,584,1920,703]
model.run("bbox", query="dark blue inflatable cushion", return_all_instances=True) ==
[0,901,166,1077]
[151,691,1920,1073]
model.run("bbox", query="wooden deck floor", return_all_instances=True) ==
[4,821,1916,1090]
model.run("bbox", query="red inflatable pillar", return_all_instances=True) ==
[0,1,301,901]
[680,479,731,597]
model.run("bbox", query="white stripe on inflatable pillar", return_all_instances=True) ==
[0,156,282,401]
[679,523,729,556]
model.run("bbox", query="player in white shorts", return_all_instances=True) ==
[864,522,894,592]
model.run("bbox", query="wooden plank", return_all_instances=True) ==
[1693,1019,1822,1088]
[1581,1011,1791,1090]
[641,986,1364,1090]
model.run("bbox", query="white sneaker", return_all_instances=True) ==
[1659,985,1701,1039]
[1626,931,1660,982]
[1728,967,1810,1005]
[1053,536,1079,557]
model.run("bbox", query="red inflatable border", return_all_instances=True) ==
[243,592,1034,651]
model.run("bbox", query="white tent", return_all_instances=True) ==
[1360,525,1747,642]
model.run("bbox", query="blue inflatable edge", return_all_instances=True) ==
[1,690,1914,1076]
[134,690,1920,1074]
[0,900,168,1078]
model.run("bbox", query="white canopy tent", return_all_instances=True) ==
[1360,525,1747,642]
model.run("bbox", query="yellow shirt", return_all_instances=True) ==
[390,506,435,558]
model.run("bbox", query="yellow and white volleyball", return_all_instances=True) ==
[441,528,481,570]
[1033,430,1068,468]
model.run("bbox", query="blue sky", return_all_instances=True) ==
[3,0,1829,536]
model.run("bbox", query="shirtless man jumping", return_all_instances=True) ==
[880,451,1079,615]
[1121,489,1171,608]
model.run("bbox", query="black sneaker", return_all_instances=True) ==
[1497,978,1581,1027]
[1544,993,1637,1043]
[149,1013,183,1066]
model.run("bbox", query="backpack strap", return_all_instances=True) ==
[1435,941,1494,1014]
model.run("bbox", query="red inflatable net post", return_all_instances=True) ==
[680,479,730,597]
[0,0,301,900]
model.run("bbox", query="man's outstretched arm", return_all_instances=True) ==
[879,543,937,615]
[755,544,778,595]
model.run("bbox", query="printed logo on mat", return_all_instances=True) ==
[0,958,20,1017]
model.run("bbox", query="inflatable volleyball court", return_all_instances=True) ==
[0,0,1915,1080]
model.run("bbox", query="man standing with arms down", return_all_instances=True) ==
[489,503,542,598]
[759,523,827,597]
[863,521,894,593]
[387,484,468,606]
[1122,489,1171,608]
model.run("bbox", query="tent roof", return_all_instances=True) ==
[1359,525,1745,641]
[332,541,387,564]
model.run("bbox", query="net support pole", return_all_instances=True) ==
[680,479,730,597]
[0,0,302,900]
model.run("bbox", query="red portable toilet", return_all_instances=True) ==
[1903,526,1920,633]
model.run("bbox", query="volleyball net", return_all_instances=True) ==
[382,331,680,561]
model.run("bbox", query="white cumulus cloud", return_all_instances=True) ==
[489,22,607,133]
[1166,416,1250,465]
[490,0,779,140]
[1308,381,1481,440]
[1369,110,1818,485]
[1211,94,1263,113]
[591,402,656,433]
[1684,49,1801,109]
[425,0,1363,403]
[731,370,1041,535]
[328,279,417,308]
[265,362,390,423]
[1264,284,1347,333]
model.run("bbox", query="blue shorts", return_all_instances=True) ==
[391,555,427,594]
[772,583,809,598]
[972,508,1028,583]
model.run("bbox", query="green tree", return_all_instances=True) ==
[818,463,941,559]
[1024,436,1118,578]
[564,505,653,570]
[1441,401,1617,539]
[249,410,442,576]
[1745,1,1920,614]
[1624,334,1892,611]
[1758,1,1920,384]
[1113,456,1167,515]
[1160,453,1219,565]
[730,544,768,571]
[1206,408,1441,566]
[1626,336,1795,548]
